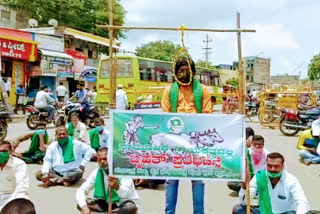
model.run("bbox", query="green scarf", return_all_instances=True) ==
[169,79,203,113]
[94,168,120,203]
[60,137,75,163]
[23,132,48,157]
[256,170,273,214]
[89,128,100,151]
[247,149,254,178]
[68,122,75,137]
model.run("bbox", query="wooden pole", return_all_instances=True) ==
[97,25,256,33]
[237,12,250,214]
[108,0,116,110]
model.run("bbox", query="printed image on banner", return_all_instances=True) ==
[112,111,245,181]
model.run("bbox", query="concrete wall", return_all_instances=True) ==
[0,5,28,29]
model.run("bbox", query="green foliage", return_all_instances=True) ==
[196,60,217,68]
[1,0,126,38]
[308,53,320,81]
[226,77,239,89]
[135,40,182,62]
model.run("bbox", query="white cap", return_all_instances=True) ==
[118,84,123,88]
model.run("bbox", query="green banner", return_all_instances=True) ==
[111,111,245,181]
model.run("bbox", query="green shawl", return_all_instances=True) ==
[169,79,203,113]
[94,168,120,203]
[23,132,48,157]
[256,170,273,214]
[68,122,75,137]
[60,137,75,163]
[247,149,254,178]
[89,128,100,151]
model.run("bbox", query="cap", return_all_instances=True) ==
[118,84,123,88]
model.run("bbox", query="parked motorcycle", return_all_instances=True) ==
[246,99,259,120]
[0,102,10,140]
[56,102,100,128]
[279,107,320,136]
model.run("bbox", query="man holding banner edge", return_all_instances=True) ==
[161,53,212,214]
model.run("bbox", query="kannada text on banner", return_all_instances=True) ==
[111,111,245,181]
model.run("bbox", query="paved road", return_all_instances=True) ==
[6,114,320,214]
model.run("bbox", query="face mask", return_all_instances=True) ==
[252,146,263,154]
[58,137,69,146]
[267,170,282,179]
[96,126,104,132]
[0,151,10,164]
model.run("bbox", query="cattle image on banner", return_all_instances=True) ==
[111,111,245,181]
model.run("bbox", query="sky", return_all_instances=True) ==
[119,0,320,79]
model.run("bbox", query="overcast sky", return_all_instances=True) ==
[119,0,320,78]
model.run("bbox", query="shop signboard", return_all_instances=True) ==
[65,49,87,77]
[0,38,36,61]
[35,34,64,53]
[111,111,245,181]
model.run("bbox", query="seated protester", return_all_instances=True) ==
[227,127,255,192]
[233,152,311,214]
[247,135,269,176]
[89,118,111,151]
[0,141,29,210]
[297,129,320,165]
[76,148,140,214]
[36,126,95,187]
[0,198,36,214]
[11,126,49,164]
[67,112,88,143]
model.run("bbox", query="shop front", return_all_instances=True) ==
[0,27,38,105]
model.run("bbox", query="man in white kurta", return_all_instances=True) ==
[36,126,95,187]
[0,141,29,210]
[66,112,89,143]
[116,84,128,110]
[76,148,140,214]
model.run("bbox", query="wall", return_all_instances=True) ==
[0,5,28,29]
[219,68,239,84]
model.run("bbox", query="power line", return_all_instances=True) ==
[202,34,212,68]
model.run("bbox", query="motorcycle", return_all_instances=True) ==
[56,102,100,128]
[246,98,259,120]
[0,102,10,140]
[279,107,320,136]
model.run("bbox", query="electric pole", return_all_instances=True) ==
[202,34,212,68]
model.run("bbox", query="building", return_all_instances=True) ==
[243,56,271,84]
[271,74,300,84]
[0,5,28,29]
[0,27,38,105]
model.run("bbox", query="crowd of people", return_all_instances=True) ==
[0,55,319,214]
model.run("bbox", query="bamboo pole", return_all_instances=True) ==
[237,12,250,214]
[97,25,256,33]
[108,0,116,110]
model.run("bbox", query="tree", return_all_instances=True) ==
[308,53,320,80]
[135,40,182,62]
[0,0,126,39]
[196,60,218,69]
[226,77,239,89]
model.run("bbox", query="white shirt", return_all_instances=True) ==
[67,122,89,143]
[76,168,140,212]
[56,85,67,97]
[34,90,55,109]
[4,81,10,92]
[98,129,112,149]
[116,89,128,110]
[0,156,29,209]
[41,139,96,174]
[240,170,310,214]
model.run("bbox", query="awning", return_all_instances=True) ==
[39,49,73,60]
[63,27,120,49]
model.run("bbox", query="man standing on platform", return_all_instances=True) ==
[161,55,212,214]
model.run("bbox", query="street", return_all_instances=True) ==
[7,115,320,214]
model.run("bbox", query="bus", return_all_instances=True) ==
[96,55,222,109]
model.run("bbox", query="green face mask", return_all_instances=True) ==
[0,151,10,164]
[267,171,282,178]
[58,137,69,146]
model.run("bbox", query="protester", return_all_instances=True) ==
[56,82,68,102]
[247,135,269,176]
[11,126,49,164]
[227,127,255,192]
[233,152,311,214]
[0,198,36,214]
[76,147,139,214]
[67,112,88,143]
[116,84,128,110]
[161,55,212,214]
[89,118,111,152]
[296,129,320,165]
[70,83,88,107]
[36,126,95,187]
[0,141,29,210]
[222,96,229,113]
[34,86,56,121]
[2,77,10,97]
